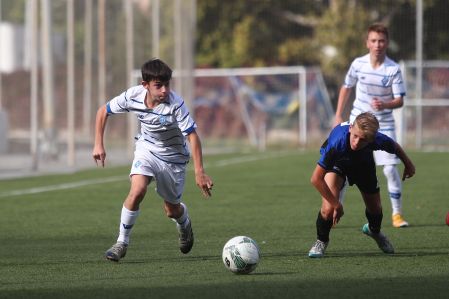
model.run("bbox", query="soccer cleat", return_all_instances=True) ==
[392,213,409,228]
[105,242,128,262]
[362,223,394,254]
[308,239,329,258]
[178,220,194,254]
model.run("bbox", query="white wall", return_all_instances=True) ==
[0,21,65,74]
[0,22,25,73]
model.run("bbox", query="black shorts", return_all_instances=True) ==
[330,152,379,194]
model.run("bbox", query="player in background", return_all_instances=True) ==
[334,23,409,228]
[93,58,213,262]
[308,112,415,258]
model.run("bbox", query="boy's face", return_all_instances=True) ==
[366,31,388,59]
[143,80,170,102]
[349,123,372,151]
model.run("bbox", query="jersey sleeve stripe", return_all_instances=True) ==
[106,102,113,114]
[178,112,190,122]
[173,100,185,113]
[183,125,196,135]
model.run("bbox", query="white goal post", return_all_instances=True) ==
[131,66,334,150]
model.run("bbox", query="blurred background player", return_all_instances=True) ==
[334,23,409,228]
[308,112,415,258]
[93,58,213,262]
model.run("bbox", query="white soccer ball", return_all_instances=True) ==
[222,236,260,274]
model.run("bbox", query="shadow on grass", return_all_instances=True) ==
[2,276,449,299]
[401,223,448,228]
[262,249,449,259]
[3,248,446,268]
[328,251,449,258]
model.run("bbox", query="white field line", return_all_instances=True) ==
[206,152,287,168]
[0,176,126,198]
[0,151,295,198]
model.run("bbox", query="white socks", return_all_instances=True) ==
[116,203,189,245]
[383,165,402,215]
[117,206,140,245]
[173,202,190,229]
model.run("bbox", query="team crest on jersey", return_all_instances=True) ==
[159,115,168,125]
[381,76,389,86]
[134,160,142,168]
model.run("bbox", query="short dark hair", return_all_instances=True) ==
[367,23,389,40]
[141,58,172,82]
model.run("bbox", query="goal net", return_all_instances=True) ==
[133,66,334,152]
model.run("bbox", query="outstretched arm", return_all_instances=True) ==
[187,131,213,197]
[394,142,416,180]
[92,105,109,167]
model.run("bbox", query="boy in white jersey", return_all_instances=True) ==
[334,23,409,228]
[93,58,213,262]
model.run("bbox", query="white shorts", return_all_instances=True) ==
[130,142,186,204]
[374,129,400,166]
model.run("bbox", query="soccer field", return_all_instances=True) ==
[0,151,448,298]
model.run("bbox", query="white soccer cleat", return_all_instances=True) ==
[105,242,128,262]
[362,223,394,254]
[308,239,329,258]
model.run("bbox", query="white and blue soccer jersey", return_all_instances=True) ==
[344,54,406,132]
[106,85,196,165]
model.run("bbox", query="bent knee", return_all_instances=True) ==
[320,207,334,220]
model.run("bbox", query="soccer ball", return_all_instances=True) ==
[222,236,260,274]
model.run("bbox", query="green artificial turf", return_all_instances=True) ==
[0,151,448,298]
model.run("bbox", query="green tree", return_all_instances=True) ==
[314,0,373,94]
[196,0,325,67]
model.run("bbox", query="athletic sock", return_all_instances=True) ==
[117,206,140,245]
[316,211,333,243]
[365,209,383,234]
[383,165,402,215]
[173,202,190,229]
[389,191,402,215]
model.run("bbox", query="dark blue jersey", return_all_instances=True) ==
[318,122,397,171]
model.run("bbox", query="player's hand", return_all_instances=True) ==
[402,161,416,181]
[333,202,344,226]
[196,172,213,198]
[371,97,384,111]
[92,145,106,167]
[333,115,344,127]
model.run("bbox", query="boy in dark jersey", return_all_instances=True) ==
[308,112,415,258]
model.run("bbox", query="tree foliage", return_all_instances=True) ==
[196,0,325,67]
[196,0,449,98]
[2,0,448,101]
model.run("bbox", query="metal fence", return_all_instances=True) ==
[397,60,449,150]
[0,0,196,175]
